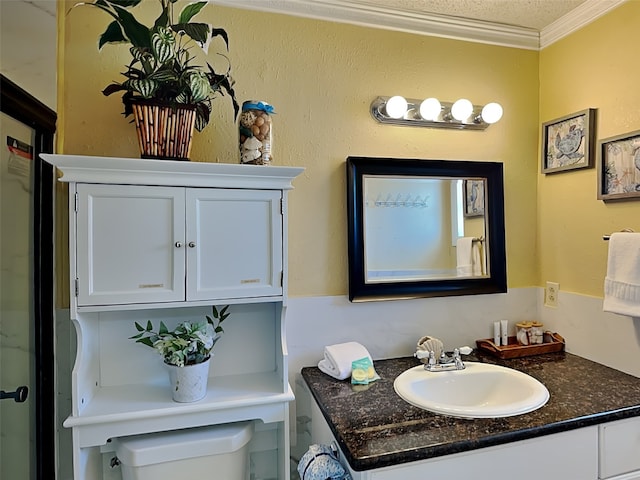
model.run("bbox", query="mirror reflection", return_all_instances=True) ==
[347,157,507,302]
[363,176,487,283]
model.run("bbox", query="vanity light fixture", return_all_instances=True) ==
[449,98,474,122]
[419,98,441,121]
[384,95,409,119]
[370,96,503,130]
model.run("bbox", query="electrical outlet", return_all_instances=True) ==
[545,281,559,308]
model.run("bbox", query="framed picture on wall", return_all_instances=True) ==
[597,129,640,201]
[464,179,484,217]
[541,108,596,174]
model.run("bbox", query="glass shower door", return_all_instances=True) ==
[0,111,36,479]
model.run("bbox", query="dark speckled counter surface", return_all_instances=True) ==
[301,352,640,471]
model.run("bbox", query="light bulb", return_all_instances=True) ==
[451,98,473,121]
[419,98,442,121]
[384,96,408,119]
[481,102,503,124]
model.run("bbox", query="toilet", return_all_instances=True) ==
[113,422,253,480]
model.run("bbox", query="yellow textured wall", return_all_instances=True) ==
[61,1,540,297]
[538,1,640,297]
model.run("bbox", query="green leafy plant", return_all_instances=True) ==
[130,305,230,367]
[72,0,239,131]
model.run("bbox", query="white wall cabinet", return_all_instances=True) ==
[76,184,283,306]
[44,154,302,480]
[76,184,186,306]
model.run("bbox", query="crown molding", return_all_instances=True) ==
[211,0,626,51]
[540,0,628,49]
[210,0,539,49]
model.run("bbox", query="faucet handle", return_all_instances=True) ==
[453,348,466,370]
[428,351,437,366]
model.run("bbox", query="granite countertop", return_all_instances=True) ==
[301,352,640,471]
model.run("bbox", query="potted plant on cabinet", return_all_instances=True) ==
[72,0,239,160]
[130,305,230,402]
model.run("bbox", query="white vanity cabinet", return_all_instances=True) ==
[309,401,599,479]
[76,183,283,306]
[310,398,640,480]
[44,154,303,480]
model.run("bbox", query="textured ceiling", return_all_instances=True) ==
[21,0,590,31]
[351,0,588,30]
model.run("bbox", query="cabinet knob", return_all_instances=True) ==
[188,242,196,248]
[175,241,183,248]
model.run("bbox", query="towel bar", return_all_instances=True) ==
[603,228,635,240]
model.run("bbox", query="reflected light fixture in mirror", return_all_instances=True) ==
[370,96,503,130]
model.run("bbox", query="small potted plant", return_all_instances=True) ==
[71,0,239,160]
[130,305,230,402]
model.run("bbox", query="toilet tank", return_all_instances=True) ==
[113,422,254,480]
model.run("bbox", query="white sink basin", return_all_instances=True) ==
[393,362,549,418]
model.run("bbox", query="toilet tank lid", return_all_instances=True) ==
[113,422,254,467]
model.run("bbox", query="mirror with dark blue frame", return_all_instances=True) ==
[347,156,507,302]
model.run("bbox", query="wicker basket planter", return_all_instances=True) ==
[131,101,196,161]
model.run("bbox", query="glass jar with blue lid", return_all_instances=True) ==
[238,100,274,165]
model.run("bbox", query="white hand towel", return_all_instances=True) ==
[456,237,474,276]
[317,342,372,380]
[472,240,483,276]
[603,232,640,318]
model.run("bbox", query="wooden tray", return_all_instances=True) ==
[475,332,565,359]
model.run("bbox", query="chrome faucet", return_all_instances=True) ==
[424,348,466,372]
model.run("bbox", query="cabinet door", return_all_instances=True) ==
[76,184,186,306]
[600,417,640,479]
[185,188,283,300]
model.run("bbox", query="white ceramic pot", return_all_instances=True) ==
[166,357,210,402]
